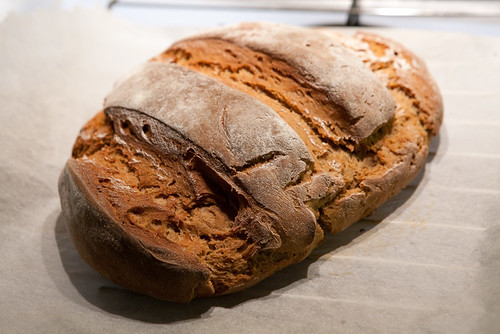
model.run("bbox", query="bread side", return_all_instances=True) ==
[59,159,214,303]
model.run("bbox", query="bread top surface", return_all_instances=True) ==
[105,62,312,173]
[178,22,396,145]
[321,29,443,136]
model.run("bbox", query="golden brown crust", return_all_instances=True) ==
[58,23,443,302]
[353,32,443,136]
[315,30,443,233]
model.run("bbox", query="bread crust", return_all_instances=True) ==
[180,22,396,145]
[58,23,443,302]
[317,29,443,232]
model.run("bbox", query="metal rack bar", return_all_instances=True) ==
[109,0,500,17]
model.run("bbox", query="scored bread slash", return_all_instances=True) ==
[59,22,443,303]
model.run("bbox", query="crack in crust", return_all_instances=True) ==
[69,109,316,295]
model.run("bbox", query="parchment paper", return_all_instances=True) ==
[1,9,499,333]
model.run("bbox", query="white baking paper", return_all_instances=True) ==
[1,9,499,333]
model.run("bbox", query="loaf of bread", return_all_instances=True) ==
[58,22,443,302]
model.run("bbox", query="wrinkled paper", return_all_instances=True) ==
[1,9,499,333]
